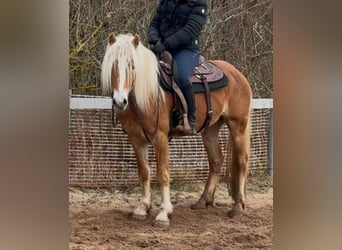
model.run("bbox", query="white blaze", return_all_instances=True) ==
[113,59,129,105]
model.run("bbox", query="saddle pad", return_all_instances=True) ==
[159,72,228,94]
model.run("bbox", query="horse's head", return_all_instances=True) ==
[101,33,140,110]
[102,33,162,112]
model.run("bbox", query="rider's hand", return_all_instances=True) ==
[148,34,159,45]
[151,43,166,55]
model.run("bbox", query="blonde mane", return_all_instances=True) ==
[101,34,164,111]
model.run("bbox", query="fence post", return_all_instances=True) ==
[268,108,273,176]
[69,90,72,126]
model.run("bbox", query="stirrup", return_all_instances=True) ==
[173,123,197,135]
[173,125,192,135]
[170,113,197,135]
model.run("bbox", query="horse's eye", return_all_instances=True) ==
[132,65,135,70]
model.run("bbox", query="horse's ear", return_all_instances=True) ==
[108,33,116,45]
[133,34,140,48]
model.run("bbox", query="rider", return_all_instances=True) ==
[147,0,208,134]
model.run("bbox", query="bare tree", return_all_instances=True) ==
[69,0,273,98]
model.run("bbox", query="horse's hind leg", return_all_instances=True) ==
[131,144,151,220]
[192,120,224,209]
[227,116,250,218]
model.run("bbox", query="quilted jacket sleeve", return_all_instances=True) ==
[147,1,162,39]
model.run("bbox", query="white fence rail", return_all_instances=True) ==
[70,95,273,110]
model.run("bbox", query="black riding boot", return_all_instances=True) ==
[181,85,197,134]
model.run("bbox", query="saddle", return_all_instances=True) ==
[159,52,228,93]
[158,51,229,136]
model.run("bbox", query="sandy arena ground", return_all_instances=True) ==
[69,181,273,249]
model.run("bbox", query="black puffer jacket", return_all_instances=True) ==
[148,0,208,52]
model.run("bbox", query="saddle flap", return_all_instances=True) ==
[160,51,173,66]
[159,51,173,75]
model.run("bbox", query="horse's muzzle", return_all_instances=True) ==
[113,97,128,110]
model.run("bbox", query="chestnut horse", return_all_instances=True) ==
[101,33,252,227]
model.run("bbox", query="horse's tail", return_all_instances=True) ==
[226,132,233,197]
[245,107,252,193]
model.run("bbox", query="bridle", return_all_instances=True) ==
[111,64,135,129]
[111,80,161,145]
[111,95,118,128]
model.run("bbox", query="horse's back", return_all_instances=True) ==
[211,60,251,96]
[210,60,252,118]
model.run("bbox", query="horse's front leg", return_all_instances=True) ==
[153,133,173,227]
[131,143,151,220]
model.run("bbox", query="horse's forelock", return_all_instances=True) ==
[101,35,135,95]
[101,34,164,109]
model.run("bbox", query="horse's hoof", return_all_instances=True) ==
[153,219,170,228]
[132,203,150,220]
[191,203,206,210]
[191,199,212,210]
[132,213,147,221]
[228,205,244,218]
